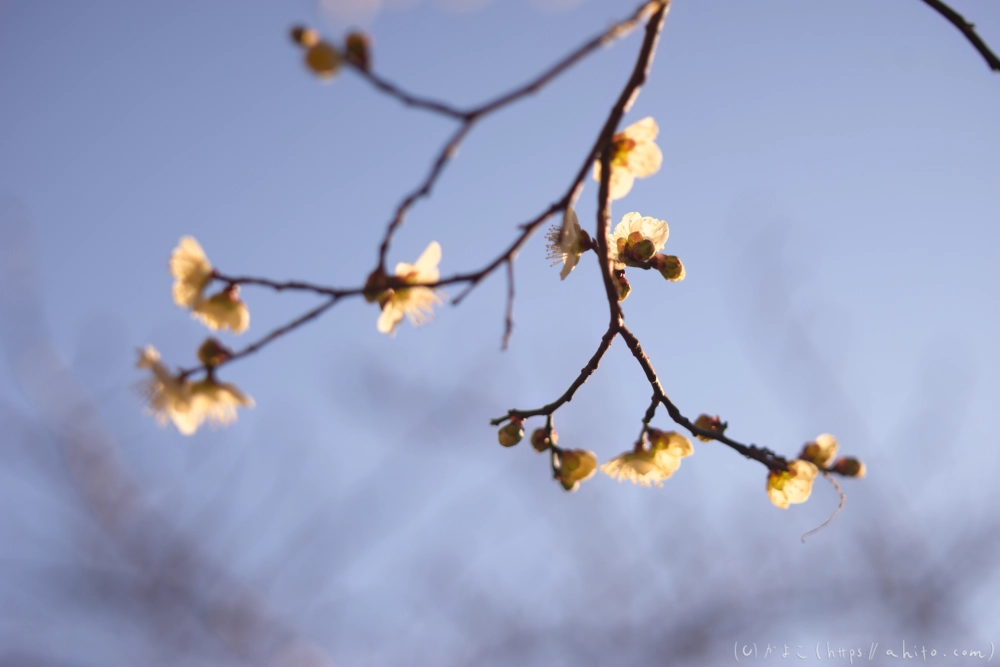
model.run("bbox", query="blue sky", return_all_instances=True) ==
[2,1,999,664]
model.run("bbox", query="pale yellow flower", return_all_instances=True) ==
[799,433,839,468]
[377,241,445,335]
[170,237,214,308]
[188,378,255,429]
[601,430,693,488]
[546,206,586,280]
[593,117,662,200]
[135,346,200,435]
[192,285,250,334]
[136,346,253,435]
[608,212,669,266]
[766,459,819,509]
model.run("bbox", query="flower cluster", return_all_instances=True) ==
[766,434,866,509]
[170,237,249,333]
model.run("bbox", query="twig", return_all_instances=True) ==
[920,0,1000,72]
[489,324,618,425]
[376,123,474,272]
[180,296,341,376]
[349,68,468,119]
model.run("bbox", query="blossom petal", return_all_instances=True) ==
[620,117,658,143]
[608,168,635,200]
[767,459,819,509]
[170,237,213,308]
[640,216,669,251]
[627,141,662,178]
[413,241,441,282]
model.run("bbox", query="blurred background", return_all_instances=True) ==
[2,0,999,665]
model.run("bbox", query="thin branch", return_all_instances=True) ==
[376,122,474,272]
[180,296,341,376]
[349,67,468,119]
[617,323,788,472]
[468,2,664,119]
[920,0,1000,72]
[489,324,618,425]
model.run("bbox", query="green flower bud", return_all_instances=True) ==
[498,421,524,447]
[654,254,684,281]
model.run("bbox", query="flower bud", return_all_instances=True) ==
[530,427,557,453]
[652,254,684,281]
[800,433,839,468]
[693,414,726,442]
[612,269,631,301]
[556,449,598,488]
[498,420,524,447]
[832,457,866,478]
[197,338,232,367]
[290,25,320,48]
[304,42,342,79]
[345,31,371,70]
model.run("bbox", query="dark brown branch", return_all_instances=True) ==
[188,4,671,385]
[489,324,618,425]
[920,0,1000,72]
[371,1,669,274]
[592,3,669,323]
